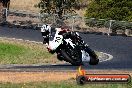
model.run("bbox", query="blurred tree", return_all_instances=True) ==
[85,0,132,21]
[0,0,10,10]
[37,0,88,19]
[0,0,10,23]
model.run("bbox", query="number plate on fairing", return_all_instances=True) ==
[49,34,63,50]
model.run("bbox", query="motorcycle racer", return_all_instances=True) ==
[41,24,99,65]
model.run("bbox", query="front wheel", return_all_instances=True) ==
[85,47,99,65]
[60,49,83,66]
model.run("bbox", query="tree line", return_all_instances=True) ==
[0,0,10,10]
[0,0,131,21]
[85,0,132,21]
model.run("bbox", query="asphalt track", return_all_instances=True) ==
[0,26,132,71]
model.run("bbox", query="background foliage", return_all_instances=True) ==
[85,0,132,21]
[37,0,80,18]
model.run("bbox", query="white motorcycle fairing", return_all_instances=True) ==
[48,30,63,50]
[48,28,76,50]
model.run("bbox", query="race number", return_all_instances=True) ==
[55,37,61,43]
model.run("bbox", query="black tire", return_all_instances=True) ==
[85,47,99,65]
[89,56,99,65]
[60,49,83,66]
[57,53,63,61]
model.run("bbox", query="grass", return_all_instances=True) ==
[0,38,104,65]
[0,38,104,64]
[0,80,132,88]
[0,38,57,64]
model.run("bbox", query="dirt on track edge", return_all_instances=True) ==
[0,70,132,83]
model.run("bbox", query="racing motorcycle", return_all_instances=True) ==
[41,25,99,66]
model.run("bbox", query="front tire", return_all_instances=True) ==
[60,49,83,66]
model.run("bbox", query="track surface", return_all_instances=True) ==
[0,26,132,70]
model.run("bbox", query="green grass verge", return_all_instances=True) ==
[0,39,56,64]
[0,80,132,88]
[0,38,102,64]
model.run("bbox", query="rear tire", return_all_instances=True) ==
[89,56,99,65]
[85,47,99,65]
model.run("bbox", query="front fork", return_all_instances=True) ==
[81,50,90,62]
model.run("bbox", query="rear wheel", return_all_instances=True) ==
[85,47,99,65]
[89,56,99,65]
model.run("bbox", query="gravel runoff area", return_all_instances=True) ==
[0,70,132,83]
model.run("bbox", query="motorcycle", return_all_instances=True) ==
[41,25,99,66]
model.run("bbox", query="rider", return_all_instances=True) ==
[41,24,54,53]
[41,24,93,63]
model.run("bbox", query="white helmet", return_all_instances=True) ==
[41,24,51,33]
